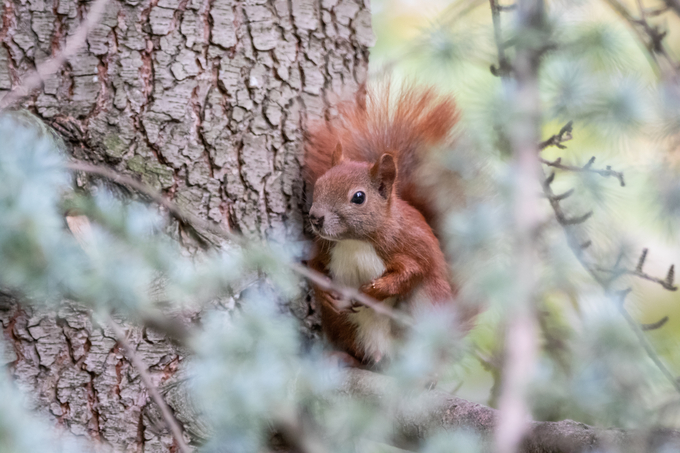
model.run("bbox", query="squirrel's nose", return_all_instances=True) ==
[309,213,324,230]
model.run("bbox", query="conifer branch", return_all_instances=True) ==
[539,123,680,395]
[604,0,679,80]
[597,249,678,291]
[539,121,573,150]
[539,156,625,187]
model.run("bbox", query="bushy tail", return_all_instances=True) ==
[304,82,459,227]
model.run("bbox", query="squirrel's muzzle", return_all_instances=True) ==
[309,212,325,230]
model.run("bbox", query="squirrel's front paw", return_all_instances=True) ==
[342,300,364,314]
[359,280,386,301]
[326,292,362,314]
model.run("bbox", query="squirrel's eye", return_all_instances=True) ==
[351,191,366,205]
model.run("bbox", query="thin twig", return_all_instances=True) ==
[539,124,680,395]
[540,156,625,187]
[641,316,669,331]
[538,121,573,150]
[597,247,677,292]
[66,161,410,327]
[596,265,678,291]
[489,0,512,77]
[604,0,679,80]
[66,161,231,245]
[0,0,112,110]
[290,263,413,326]
[664,0,680,16]
[108,318,191,453]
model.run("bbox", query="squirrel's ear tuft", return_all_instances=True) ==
[331,142,344,167]
[370,153,397,199]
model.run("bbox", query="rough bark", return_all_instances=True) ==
[0,0,373,450]
[0,295,189,451]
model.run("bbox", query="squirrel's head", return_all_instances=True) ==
[309,144,397,241]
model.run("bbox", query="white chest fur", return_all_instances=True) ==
[329,240,385,288]
[328,240,396,363]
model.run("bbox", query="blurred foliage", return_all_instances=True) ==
[3,0,680,452]
[373,0,680,419]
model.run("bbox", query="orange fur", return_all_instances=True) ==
[305,84,461,366]
[304,83,459,227]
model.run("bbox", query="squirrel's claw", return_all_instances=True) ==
[323,292,362,314]
[342,300,363,314]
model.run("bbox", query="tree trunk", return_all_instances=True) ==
[0,0,373,450]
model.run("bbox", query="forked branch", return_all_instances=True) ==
[604,0,679,80]
[540,156,625,187]
[539,123,680,394]
[539,121,573,150]
[598,248,677,291]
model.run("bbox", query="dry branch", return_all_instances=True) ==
[540,156,625,187]
[538,121,573,150]
[596,248,678,292]
[604,0,679,80]
[539,124,680,395]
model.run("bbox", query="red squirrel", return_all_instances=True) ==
[304,84,461,366]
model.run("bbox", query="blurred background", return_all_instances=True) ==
[369,0,680,417]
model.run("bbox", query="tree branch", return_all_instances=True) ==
[540,156,625,187]
[538,121,573,150]
[603,0,679,80]
[158,365,680,452]
[664,0,680,16]
[539,124,680,395]
[489,0,512,77]
[108,318,191,453]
